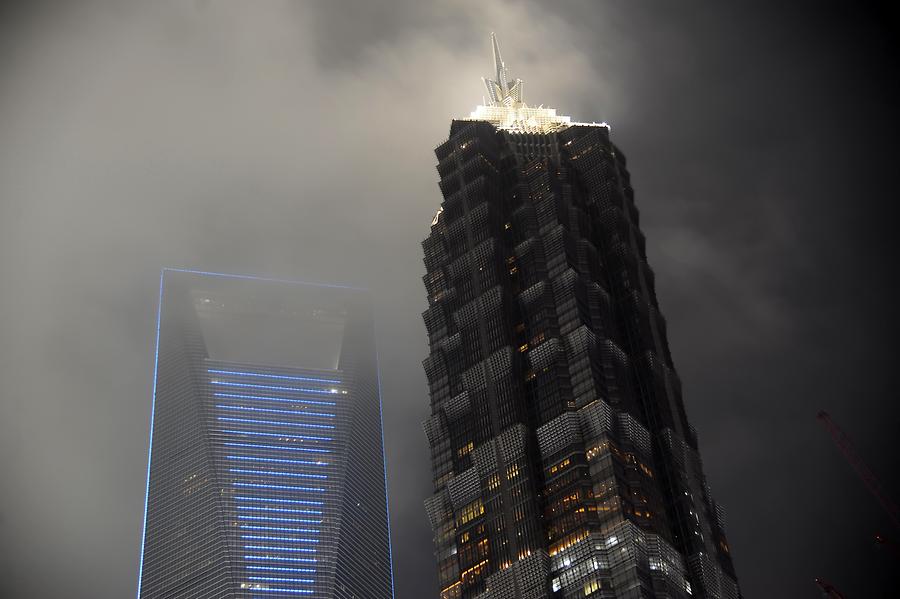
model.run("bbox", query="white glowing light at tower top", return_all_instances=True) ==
[467,33,609,133]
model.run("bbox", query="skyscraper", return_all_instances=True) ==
[422,36,740,599]
[137,269,394,599]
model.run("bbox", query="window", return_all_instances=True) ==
[457,500,485,525]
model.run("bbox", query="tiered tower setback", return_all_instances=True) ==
[422,35,739,599]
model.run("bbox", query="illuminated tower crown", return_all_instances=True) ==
[469,33,608,133]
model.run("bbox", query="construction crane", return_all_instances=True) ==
[816,411,900,531]
[814,577,846,598]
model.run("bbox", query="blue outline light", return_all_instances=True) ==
[212,381,339,395]
[234,482,325,492]
[136,269,165,599]
[208,369,340,384]
[230,468,327,480]
[251,589,313,595]
[373,318,397,599]
[218,417,334,430]
[160,267,366,291]
[217,404,334,418]
[224,442,331,454]
[219,429,332,442]
[216,392,336,407]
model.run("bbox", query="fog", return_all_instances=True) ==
[0,1,897,597]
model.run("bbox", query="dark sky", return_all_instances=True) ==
[1,1,898,598]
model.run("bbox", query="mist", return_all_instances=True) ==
[0,1,897,597]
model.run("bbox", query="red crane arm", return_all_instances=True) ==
[815,577,846,598]
[817,411,900,531]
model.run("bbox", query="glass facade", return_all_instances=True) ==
[421,38,740,599]
[138,269,393,599]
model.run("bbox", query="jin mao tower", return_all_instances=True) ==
[422,35,740,599]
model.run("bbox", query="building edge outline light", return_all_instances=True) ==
[136,268,165,599]
[160,267,368,292]
[373,317,396,599]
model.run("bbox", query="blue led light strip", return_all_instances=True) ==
[235,497,325,514]
[247,566,316,574]
[216,392,337,407]
[249,576,314,584]
[234,482,324,492]
[219,430,332,442]
[217,404,335,418]
[235,497,324,506]
[212,381,338,395]
[230,468,327,480]
[244,555,317,563]
[237,507,322,516]
[208,368,341,384]
[218,417,334,430]
[241,525,320,534]
[251,589,313,595]
[239,515,321,524]
[227,455,327,466]
[243,535,319,544]
[244,545,317,553]
[224,442,331,454]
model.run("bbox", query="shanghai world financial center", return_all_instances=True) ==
[137,270,393,598]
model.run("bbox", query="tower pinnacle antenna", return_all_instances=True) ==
[491,32,503,85]
[481,33,523,108]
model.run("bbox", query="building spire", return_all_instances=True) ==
[469,33,608,133]
[482,33,524,108]
[491,32,506,95]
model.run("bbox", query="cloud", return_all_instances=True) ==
[0,1,897,598]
